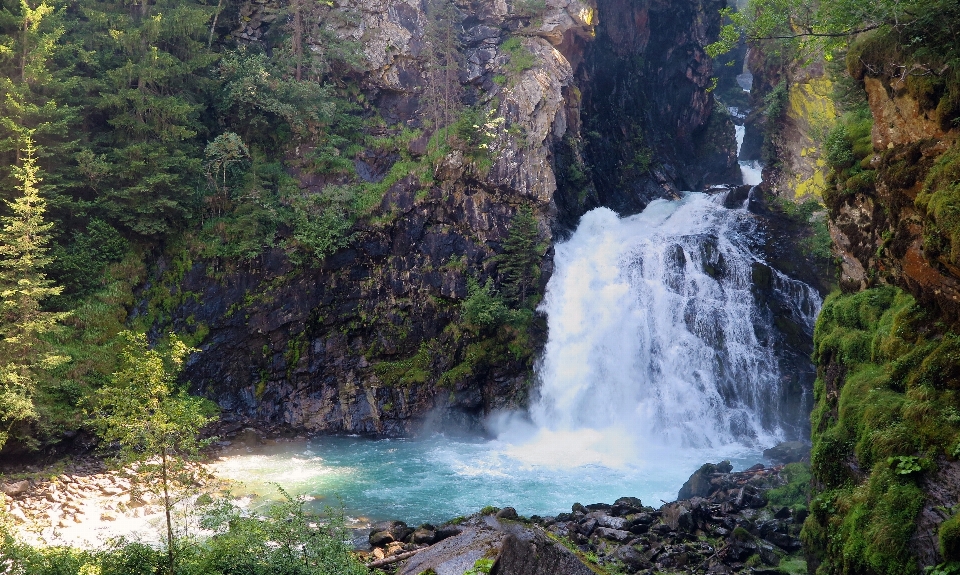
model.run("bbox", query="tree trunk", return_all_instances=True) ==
[208,0,224,49]
[162,447,175,575]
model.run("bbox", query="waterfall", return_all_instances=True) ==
[527,192,821,455]
[736,125,763,186]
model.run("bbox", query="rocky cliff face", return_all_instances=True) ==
[149,0,735,436]
[827,62,960,317]
[554,0,739,228]
[799,33,960,573]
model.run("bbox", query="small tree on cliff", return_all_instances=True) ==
[94,331,217,575]
[496,206,545,308]
[0,134,69,450]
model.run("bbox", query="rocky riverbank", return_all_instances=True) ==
[3,445,809,575]
[360,461,809,574]
[0,458,172,547]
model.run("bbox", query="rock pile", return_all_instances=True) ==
[365,463,806,574]
[0,460,170,544]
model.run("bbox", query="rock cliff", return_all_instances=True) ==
[148,0,736,436]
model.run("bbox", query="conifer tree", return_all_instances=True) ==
[0,134,69,450]
[0,0,78,198]
[496,206,544,308]
[422,0,462,144]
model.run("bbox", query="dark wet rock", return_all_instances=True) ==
[397,516,594,575]
[612,544,650,571]
[434,524,463,542]
[495,507,519,520]
[592,526,632,542]
[412,527,437,544]
[369,530,395,547]
[369,520,411,547]
[677,460,733,500]
[595,514,628,530]
[763,440,811,464]
[492,532,596,575]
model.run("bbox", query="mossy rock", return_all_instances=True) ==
[941,514,960,561]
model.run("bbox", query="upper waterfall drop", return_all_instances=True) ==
[529,192,821,454]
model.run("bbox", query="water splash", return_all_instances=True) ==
[527,193,820,459]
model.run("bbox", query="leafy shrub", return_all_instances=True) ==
[501,37,537,74]
[462,279,511,330]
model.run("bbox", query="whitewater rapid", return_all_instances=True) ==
[510,192,820,465]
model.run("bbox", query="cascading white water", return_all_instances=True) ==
[527,192,821,455]
[736,125,763,185]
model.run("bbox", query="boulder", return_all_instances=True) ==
[677,461,733,500]
[762,441,811,465]
[1,480,30,497]
[435,524,463,542]
[491,533,597,575]
[412,527,437,544]
[368,530,395,547]
[496,507,519,520]
[596,514,628,530]
[611,544,649,571]
[592,527,632,543]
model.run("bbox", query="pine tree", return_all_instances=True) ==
[0,0,79,201]
[0,134,69,450]
[422,0,462,145]
[496,206,544,308]
[75,0,217,239]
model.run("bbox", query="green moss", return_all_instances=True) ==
[916,141,960,265]
[373,341,436,387]
[767,462,812,508]
[941,514,960,561]
[807,287,960,574]
[501,37,537,74]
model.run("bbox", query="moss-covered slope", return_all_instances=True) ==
[804,287,960,573]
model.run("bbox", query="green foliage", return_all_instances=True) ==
[887,455,923,475]
[511,0,547,18]
[48,219,128,303]
[495,206,544,308]
[501,37,537,74]
[762,81,788,166]
[93,330,218,573]
[941,514,960,562]
[465,558,495,575]
[915,140,960,265]
[373,340,436,387]
[767,462,812,508]
[288,185,358,263]
[805,287,960,574]
[0,493,369,575]
[191,491,368,575]
[445,106,504,172]
[0,135,69,450]
[462,278,511,330]
[767,196,833,261]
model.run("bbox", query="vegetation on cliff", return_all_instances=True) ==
[0,0,552,453]
[803,287,960,573]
